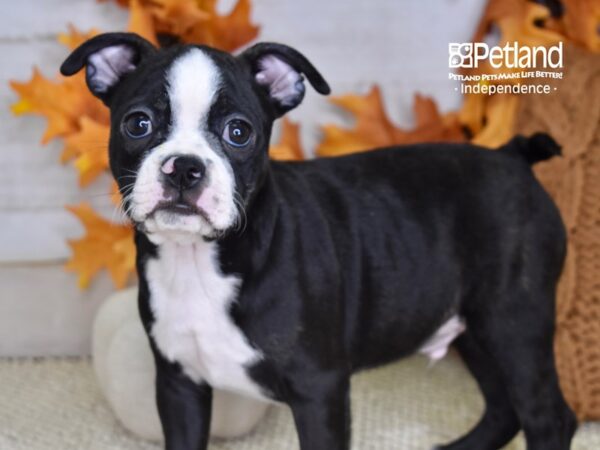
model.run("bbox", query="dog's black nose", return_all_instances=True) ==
[162,155,206,190]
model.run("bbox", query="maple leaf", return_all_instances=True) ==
[459,87,520,148]
[100,0,129,6]
[457,1,568,146]
[107,0,259,51]
[316,86,466,157]
[66,204,135,289]
[110,180,123,206]
[473,0,563,48]
[63,117,111,187]
[57,25,99,49]
[128,0,159,46]
[560,0,600,52]
[269,118,304,161]
[409,95,466,143]
[141,0,209,38]
[466,0,564,81]
[470,94,519,148]
[459,93,486,137]
[10,69,108,144]
[187,0,259,51]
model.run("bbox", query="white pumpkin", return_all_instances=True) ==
[92,287,270,441]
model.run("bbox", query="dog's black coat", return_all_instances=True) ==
[62,34,576,450]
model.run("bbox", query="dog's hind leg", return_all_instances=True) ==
[457,288,576,450]
[434,331,520,450]
[480,298,576,449]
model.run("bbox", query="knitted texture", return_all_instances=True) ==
[515,45,600,420]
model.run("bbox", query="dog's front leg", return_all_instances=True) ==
[155,358,212,450]
[289,374,351,450]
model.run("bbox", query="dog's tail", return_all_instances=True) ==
[502,133,562,165]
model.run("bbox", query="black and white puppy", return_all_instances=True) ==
[61,33,576,450]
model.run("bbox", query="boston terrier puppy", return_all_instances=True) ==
[61,33,576,450]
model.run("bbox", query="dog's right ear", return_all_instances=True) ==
[239,42,330,117]
[60,32,156,105]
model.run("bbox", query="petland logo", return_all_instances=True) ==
[449,42,563,69]
[448,42,564,95]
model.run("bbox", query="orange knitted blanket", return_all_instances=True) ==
[515,45,600,420]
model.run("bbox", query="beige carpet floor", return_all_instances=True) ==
[0,354,598,449]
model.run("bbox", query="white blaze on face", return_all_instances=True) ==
[130,48,237,241]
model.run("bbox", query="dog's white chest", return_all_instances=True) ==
[146,240,265,399]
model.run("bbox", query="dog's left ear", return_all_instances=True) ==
[60,32,157,105]
[239,42,330,117]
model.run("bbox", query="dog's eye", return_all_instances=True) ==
[223,119,252,147]
[124,112,153,139]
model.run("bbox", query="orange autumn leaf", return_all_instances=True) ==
[10,68,108,144]
[10,25,114,187]
[473,0,563,48]
[11,23,109,147]
[104,0,209,36]
[188,0,259,51]
[561,0,600,52]
[100,0,129,6]
[57,25,99,49]
[497,2,563,48]
[409,95,466,143]
[142,0,209,38]
[108,0,258,51]
[458,0,564,145]
[459,93,486,136]
[66,204,135,289]
[269,118,304,161]
[128,0,159,46]
[467,1,564,81]
[318,86,402,156]
[471,94,519,148]
[63,117,111,187]
[317,86,466,157]
[110,180,123,206]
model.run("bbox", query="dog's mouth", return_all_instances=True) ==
[139,199,219,242]
[154,202,197,216]
[149,200,213,224]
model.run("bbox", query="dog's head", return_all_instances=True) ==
[61,33,329,243]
